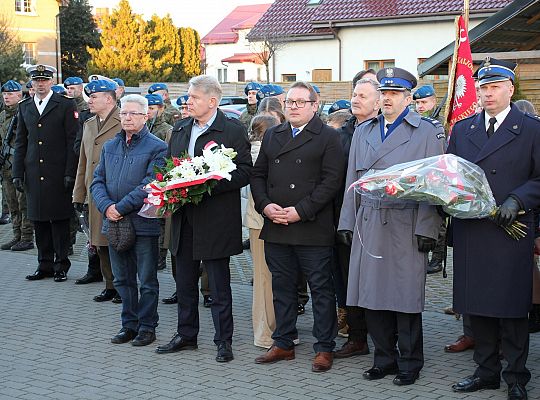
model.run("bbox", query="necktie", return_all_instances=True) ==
[292,127,300,137]
[487,117,497,138]
[385,124,391,136]
[38,99,43,106]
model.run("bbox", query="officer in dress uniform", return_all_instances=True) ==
[148,83,180,125]
[13,64,79,282]
[339,67,445,385]
[239,82,262,129]
[449,58,540,400]
[0,81,34,252]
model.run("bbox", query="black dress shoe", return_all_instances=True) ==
[363,366,399,381]
[156,333,198,354]
[393,371,419,386]
[132,331,156,346]
[203,295,213,308]
[1,238,20,250]
[25,270,53,280]
[452,375,500,392]
[427,258,443,274]
[11,241,34,251]
[162,292,178,304]
[508,383,527,400]
[93,289,117,302]
[53,271,67,282]
[111,327,137,344]
[75,273,103,285]
[216,342,234,362]
[111,294,122,303]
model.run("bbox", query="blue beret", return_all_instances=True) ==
[51,85,67,95]
[413,85,436,100]
[1,80,23,92]
[477,57,516,86]
[148,83,168,93]
[244,82,262,95]
[270,84,284,95]
[84,79,118,96]
[312,84,320,94]
[328,99,351,114]
[145,93,164,106]
[27,64,56,80]
[25,80,33,89]
[63,77,83,87]
[112,78,125,87]
[176,95,189,106]
[377,67,417,91]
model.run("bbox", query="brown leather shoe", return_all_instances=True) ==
[334,339,369,358]
[444,335,475,353]
[312,352,333,372]
[255,345,295,364]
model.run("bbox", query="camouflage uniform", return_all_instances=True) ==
[239,103,258,129]
[163,100,180,126]
[148,114,172,141]
[0,105,33,244]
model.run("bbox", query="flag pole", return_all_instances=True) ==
[464,0,470,29]
[443,15,460,128]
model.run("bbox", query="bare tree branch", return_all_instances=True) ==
[249,30,287,83]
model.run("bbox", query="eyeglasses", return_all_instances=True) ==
[119,112,147,118]
[284,99,315,108]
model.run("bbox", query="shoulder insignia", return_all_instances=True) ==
[19,97,32,104]
[421,116,443,127]
[524,112,540,121]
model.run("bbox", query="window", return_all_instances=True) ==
[417,58,448,80]
[94,7,110,18]
[282,74,296,82]
[218,68,228,83]
[312,69,332,81]
[15,0,34,13]
[365,59,395,71]
[237,70,245,82]
[22,43,36,65]
[307,0,322,5]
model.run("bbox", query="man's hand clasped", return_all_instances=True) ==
[106,204,123,222]
[263,203,301,225]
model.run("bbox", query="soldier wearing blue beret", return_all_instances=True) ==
[0,80,34,250]
[64,77,89,115]
[145,93,172,141]
[240,82,262,128]
[112,78,125,100]
[148,83,179,125]
[73,77,122,300]
[413,85,437,117]
[328,99,351,115]
[51,85,67,96]
[175,95,190,120]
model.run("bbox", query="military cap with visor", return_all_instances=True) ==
[477,57,517,86]
[27,64,56,80]
[376,67,417,91]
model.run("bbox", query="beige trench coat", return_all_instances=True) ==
[73,108,121,246]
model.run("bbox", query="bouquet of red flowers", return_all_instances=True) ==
[349,154,527,239]
[139,141,237,218]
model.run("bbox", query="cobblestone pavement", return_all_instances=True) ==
[1,224,539,400]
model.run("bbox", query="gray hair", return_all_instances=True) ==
[188,75,222,102]
[120,94,148,113]
[355,78,379,91]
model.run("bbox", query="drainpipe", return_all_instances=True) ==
[55,12,61,83]
[329,21,341,81]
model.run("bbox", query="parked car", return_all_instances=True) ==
[220,96,247,106]
[219,107,242,119]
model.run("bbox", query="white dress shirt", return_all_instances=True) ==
[34,90,53,115]
[484,105,511,134]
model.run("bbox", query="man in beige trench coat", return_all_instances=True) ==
[73,79,121,302]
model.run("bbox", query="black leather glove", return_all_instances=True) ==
[494,196,521,227]
[336,230,353,247]
[74,202,85,213]
[64,176,76,191]
[13,178,24,193]
[416,235,437,253]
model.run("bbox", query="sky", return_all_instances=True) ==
[88,0,274,37]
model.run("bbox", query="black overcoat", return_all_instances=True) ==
[12,93,78,221]
[250,115,344,246]
[168,109,251,260]
[447,105,540,318]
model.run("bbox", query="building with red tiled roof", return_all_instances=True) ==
[248,0,513,82]
[202,3,272,83]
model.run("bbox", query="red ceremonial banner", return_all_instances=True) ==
[447,15,477,131]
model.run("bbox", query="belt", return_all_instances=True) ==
[360,197,418,210]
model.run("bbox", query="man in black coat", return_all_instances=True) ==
[156,75,251,362]
[449,58,540,400]
[251,81,345,372]
[12,64,79,282]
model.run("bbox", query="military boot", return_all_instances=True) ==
[1,237,20,250]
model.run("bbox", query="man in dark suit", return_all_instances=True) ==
[250,81,345,372]
[155,75,251,362]
[12,64,79,282]
[449,58,540,400]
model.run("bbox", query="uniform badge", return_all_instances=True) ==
[386,68,394,77]
[36,65,45,72]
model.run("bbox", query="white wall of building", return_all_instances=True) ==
[271,18,483,82]
[274,39,339,82]
[204,28,267,83]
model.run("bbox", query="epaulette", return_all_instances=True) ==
[524,112,540,122]
[421,116,443,127]
[18,96,32,104]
